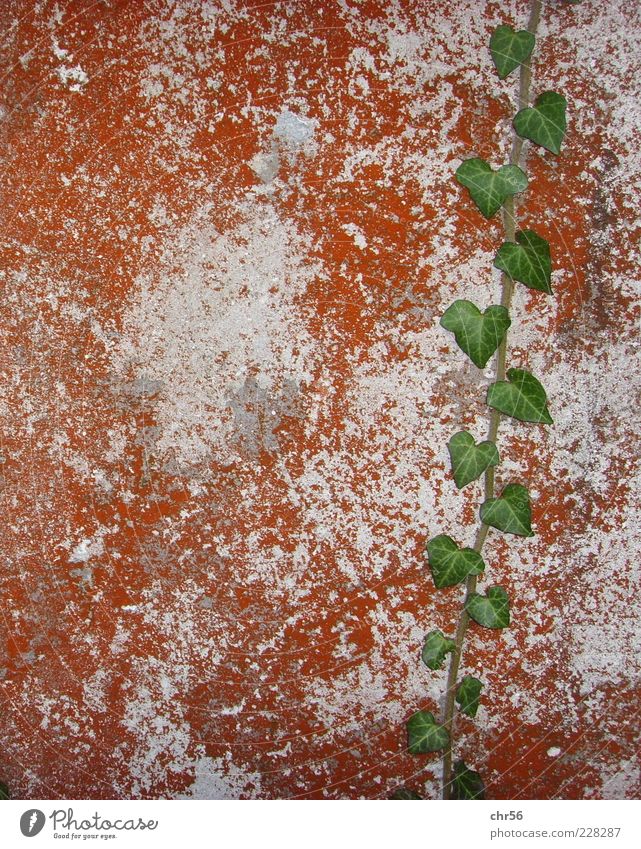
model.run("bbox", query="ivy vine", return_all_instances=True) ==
[393,0,572,801]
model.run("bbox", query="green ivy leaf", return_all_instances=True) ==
[390,788,423,799]
[452,761,486,799]
[486,367,553,424]
[480,483,534,537]
[455,158,528,219]
[0,781,9,800]
[407,711,450,754]
[466,585,511,629]
[493,229,552,294]
[513,91,568,154]
[490,24,535,80]
[440,300,511,369]
[456,676,483,718]
[426,534,486,589]
[422,629,457,670]
[448,430,500,489]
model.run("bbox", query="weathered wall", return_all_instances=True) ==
[0,0,639,799]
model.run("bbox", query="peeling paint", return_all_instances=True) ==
[0,0,639,801]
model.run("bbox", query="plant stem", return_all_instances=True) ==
[440,0,543,800]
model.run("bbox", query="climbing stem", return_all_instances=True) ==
[440,0,543,800]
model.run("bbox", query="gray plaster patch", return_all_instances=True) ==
[112,197,322,467]
[228,375,302,458]
[251,108,316,184]
[274,109,315,147]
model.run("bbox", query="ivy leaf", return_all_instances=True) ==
[493,229,552,294]
[455,158,528,219]
[466,585,511,629]
[390,788,423,799]
[407,711,450,754]
[422,629,456,671]
[480,483,534,536]
[513,91,568,154]
[452,761,486,800]
[426,534,486,589]
[490,24,535,80]
[486,367,553,424]
[448,430,500,489]
[0,781,9,800]
[440,300,511,369]
[456,676,483,718]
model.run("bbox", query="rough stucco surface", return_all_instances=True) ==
[0,0,639,799]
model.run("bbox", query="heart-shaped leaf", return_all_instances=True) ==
[422,630,456,670]
[480,483,534,537]
[426,534,486,589]
[490,24,535,80]
[455,158,528,219]
[390,788,423,799]
[487,367,553,424]
[513,91,567,154]
[466,585,511,629]
[493,229,552,294]
[448,430,500,489]
[452,761,486,800]
[407,711,450,754]
[456,675,483,718]
[440,300,511,369]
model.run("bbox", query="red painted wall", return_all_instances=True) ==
[0,0,639,799]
